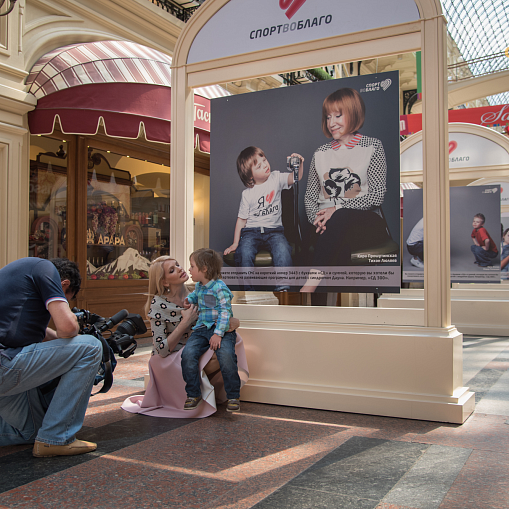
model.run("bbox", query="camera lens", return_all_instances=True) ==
[116,314,147,337]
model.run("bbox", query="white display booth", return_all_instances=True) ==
[170,0,474,423]
[380,124,509,335]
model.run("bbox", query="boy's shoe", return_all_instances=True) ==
[184,396,202,410]
[410,257,424,269]
[33,439,97,458]
[226,399,241,412]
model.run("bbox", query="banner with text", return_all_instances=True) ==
[210,72,401,293]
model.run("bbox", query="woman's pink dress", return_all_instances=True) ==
[121,296,249,418]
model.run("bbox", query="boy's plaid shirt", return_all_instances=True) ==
[187,279,233,337]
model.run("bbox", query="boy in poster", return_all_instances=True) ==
[471,213,498,267]
[224,146,304,291]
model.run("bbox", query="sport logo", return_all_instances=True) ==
[381,79,392,91]
[279,0,308,19]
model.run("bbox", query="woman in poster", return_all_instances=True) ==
[301,87,390,292]
[121,256,248,418]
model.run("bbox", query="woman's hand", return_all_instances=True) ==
[181,304,198,326]
[227,317,240,332]
[313,207,335,234]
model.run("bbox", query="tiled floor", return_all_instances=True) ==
[1,334,508,509]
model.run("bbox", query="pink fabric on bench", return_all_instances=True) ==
[121,333,248,418]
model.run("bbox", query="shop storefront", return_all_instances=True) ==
[26,41,224,319]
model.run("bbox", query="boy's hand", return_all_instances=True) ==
[288,153,304,184]
[224,243,238,255]
[290,153,304,164]
[183,298,191,309]
[209,333,222,351]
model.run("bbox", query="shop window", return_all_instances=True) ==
[29,136,68,260]
[86,147,170,280]
[29,134,211,288]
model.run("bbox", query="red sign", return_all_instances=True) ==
[279,0,308,19]
[400,104,509,135]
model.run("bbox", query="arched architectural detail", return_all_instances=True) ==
[402,122,509,153]
[23,31,126,75]
[401,123,509,183]
[170,0,451,328]
[168,0,475,423]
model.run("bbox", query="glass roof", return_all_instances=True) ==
[442,0,509,105]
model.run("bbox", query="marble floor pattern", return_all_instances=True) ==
[0,334,508,509]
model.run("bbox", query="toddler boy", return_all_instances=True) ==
[181,248,240,412]
[224,146,303,291]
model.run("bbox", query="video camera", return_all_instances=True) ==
[72,308,147,394]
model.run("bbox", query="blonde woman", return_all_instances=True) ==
[121,256,248,418]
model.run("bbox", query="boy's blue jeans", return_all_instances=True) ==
[181,327,240,400]
[471,245,498,266]
[235,226,292,291]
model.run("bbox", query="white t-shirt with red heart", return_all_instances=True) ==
[237,171,291,228]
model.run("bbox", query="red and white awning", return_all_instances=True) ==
[27,41,229,150]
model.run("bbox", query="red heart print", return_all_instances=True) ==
[266,190,275,204]
[449,141,458,154]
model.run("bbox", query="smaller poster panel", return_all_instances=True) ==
[403,186,501,283]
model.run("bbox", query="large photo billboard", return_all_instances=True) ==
[210,72,401,293]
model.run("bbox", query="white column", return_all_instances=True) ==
[421,16,451,328]
[170,67,195,267]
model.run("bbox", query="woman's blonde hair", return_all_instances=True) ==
[322,87,365,137]
[144,256,176,318]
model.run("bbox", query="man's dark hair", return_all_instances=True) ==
[50,258,81,299]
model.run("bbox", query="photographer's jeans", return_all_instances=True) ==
[181,327,240,400]
[234,226,292,291]
[0,335,101,446]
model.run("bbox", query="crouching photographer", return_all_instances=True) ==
[0,257,102,458]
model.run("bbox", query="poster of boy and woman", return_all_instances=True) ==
[209,71,401,293]
[403,186,502,283]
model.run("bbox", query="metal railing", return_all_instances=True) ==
[148,0,200,23]
[448,50,509,82]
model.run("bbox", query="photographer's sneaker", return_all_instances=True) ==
[410,257,424,269]
[184,396,202,410]
[33,439,97,458]
[226,398,240,412]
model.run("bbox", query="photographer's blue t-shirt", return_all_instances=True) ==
[0,258,67,359]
